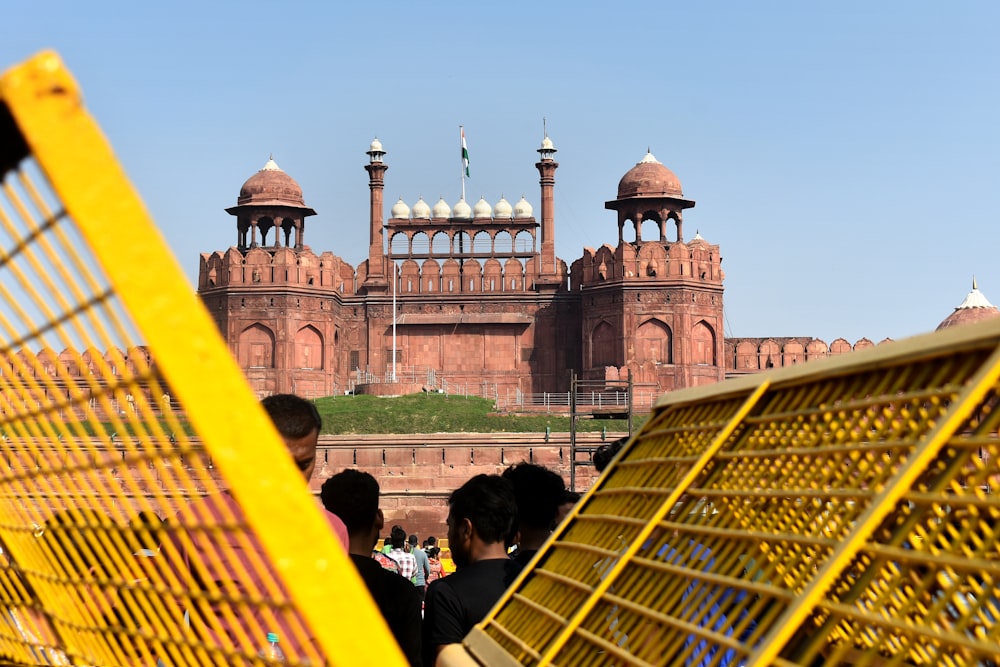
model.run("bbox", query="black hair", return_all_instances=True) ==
[501,463,566,531]
[260,394,322,439]
[562,490,582,504]
[448,474,517,546]
[390,525,406,549]
[320,469,379,535]
[593,436,629,472]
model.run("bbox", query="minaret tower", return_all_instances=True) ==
[535,132,560,288]
[363,137,389,293]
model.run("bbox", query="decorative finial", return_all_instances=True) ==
[543,116,548,138]
[973,275,979,290]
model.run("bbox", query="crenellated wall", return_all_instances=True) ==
[724,336,891,374]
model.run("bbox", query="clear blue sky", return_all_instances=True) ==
[6,1,999,344]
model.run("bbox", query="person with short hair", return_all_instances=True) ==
[422,474,522,665]
[320,470,422,666]
[554,490,582,529]
[408,534,431,601]
[167,393,348,663]
[593,435,629,472]
[388,525,416,583]
[501,462,566,566]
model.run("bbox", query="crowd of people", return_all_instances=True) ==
[8,393,603,667]
[319,458,574,666]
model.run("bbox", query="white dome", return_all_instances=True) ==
[432,197,451,218]
[513,195,533,218]
[390,197,410,219]
[473,196,492,219]
[540,136,555,151]
[412,197,431,219]
[494,196,512,219]
[369,137,383,152]
[453,198,472,219]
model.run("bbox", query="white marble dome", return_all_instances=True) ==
[411,197,431,219]
[432,197,451,218]
[369,137,383,153]
[494,196,513,219]
[513,196,533,218]
[452,198,472,219]
[473,196,492,219]
[390,197,410,218]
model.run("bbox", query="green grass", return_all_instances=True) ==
[314,393,637,435]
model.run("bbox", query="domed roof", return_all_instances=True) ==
[453,198,472,219]
[432,197,451,218]
[513,195,533,219]
[237,158,307,207]
[390,197,410,219]
[617,150,683,199]
[473,197,492,219]
[494,196,513,219]
[411,197,431,219]
[936,279,1000,330]
[369,137,383,153]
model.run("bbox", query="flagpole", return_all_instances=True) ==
[460,125,467,201]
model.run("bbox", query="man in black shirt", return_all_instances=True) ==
[320,470,422,666]
[422,474,522,666]
[502,462,566,566]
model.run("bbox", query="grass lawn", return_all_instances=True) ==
[314,393,637,435]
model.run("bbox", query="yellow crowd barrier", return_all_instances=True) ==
[453,319,1000,666]
[0,51,401,666]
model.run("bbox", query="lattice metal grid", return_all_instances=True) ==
[0,51,398,666]
[456,321,1000,667]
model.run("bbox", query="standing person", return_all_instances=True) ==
[501,463,566,567]
[426,546,443,585]
[388,526,416,583]
[422,474,522,666]
[409,534,431,602]
[320,469,422,666]
[167,393,348,664]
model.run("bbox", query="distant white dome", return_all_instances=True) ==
[369,137,383,152]
[412,197,431,219]
[494,196,513,219]
[473,196,492,219]
[540,136,555,151]
[639,149,659,164]
[453,198,472,219]
[513,195,533,218]
[432,197,451,218]
[390,197,410,218]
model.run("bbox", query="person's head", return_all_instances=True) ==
[408,534,419,551]
[501,462,566,534]
[390,525,406,549]
[593,436,629,472]
[261,394,322,479]
[426,535,437,548]
[446,474,517,568]
[554,490,582,528]
[320,469,383,548]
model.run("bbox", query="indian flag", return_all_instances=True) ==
[461,126,470,177]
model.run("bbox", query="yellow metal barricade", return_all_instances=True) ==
[0,51,401,666]
[456,321,1000,666]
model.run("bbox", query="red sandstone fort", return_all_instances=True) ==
[197,135,956,405]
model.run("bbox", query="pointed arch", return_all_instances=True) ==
[591,321,617,368]
[294,325,323,370]
[691,320,716,365]
[636,318,673,365]
[239,323,276,369]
